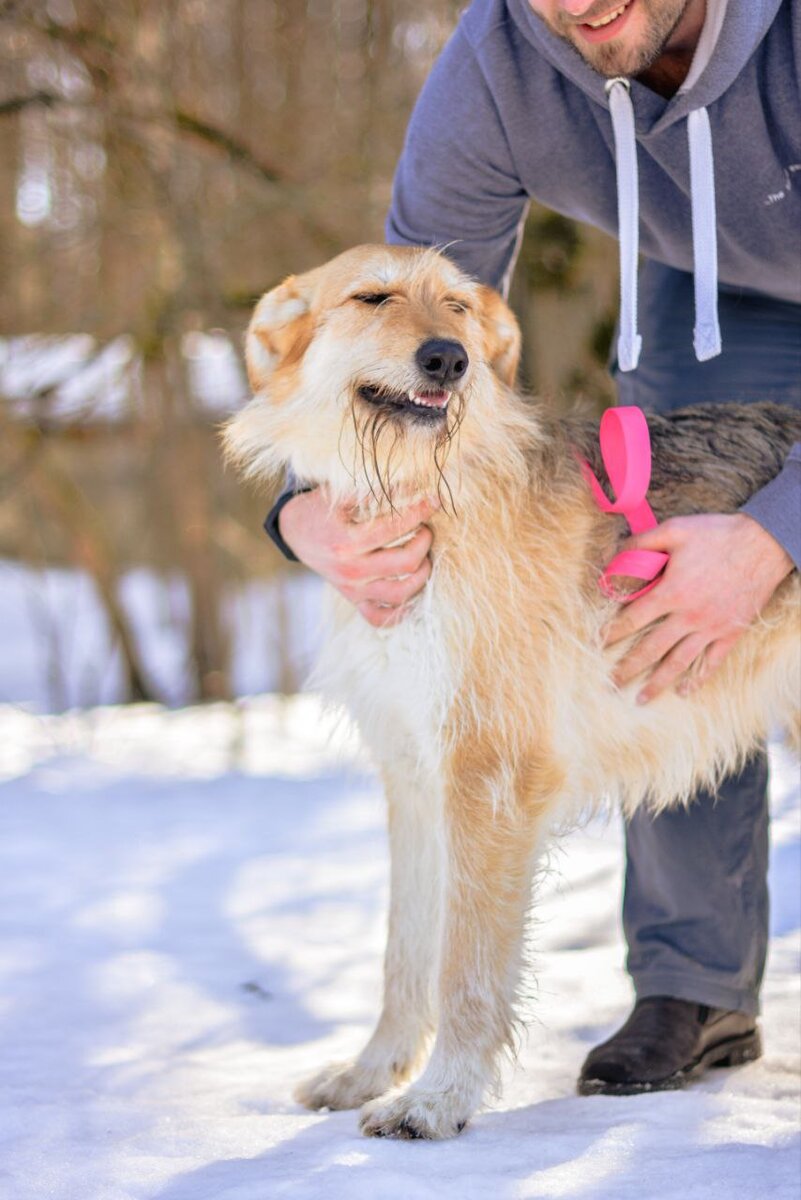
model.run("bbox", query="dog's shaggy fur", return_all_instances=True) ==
[225,245,801,1139]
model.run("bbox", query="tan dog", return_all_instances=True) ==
[225,245,800,1140]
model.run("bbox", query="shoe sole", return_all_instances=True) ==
[577,1027,763,1097]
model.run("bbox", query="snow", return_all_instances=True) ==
[0,698,798,1199]
[0,332,246,424]
[0,561,322,711]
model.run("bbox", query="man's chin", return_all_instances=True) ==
[566,34,651,78]
[547,0,695,80]
[560,14,659,79]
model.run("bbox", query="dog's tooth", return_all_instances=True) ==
[403,388,450,409]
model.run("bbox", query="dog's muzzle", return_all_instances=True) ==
[357,339,468,423]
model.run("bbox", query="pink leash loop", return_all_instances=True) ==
[580,406,669,603]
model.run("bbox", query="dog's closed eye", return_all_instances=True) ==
[352,292,394,306]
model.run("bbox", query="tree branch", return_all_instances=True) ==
[170,107,342,254]
[173,108,284,185]
[0,90,61,117]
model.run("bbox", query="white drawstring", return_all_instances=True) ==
[687,107,722,361]
[605,77,642,372]
[605,80,723,369]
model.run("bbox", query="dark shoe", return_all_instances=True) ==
[578,995,762,1096]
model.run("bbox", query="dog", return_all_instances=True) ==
[224,244,801,1140]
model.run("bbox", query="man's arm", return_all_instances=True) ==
[385,21,530,293]
[740,443,801,569]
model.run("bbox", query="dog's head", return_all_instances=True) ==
[224,244,521,505]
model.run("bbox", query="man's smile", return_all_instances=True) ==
[575,0,636,43]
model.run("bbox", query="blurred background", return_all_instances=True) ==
[1,0,619,712]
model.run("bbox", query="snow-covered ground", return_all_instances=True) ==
[1,698,798,1199]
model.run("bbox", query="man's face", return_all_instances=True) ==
[528,0,696,77]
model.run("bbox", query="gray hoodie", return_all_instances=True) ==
[383,0,800,566]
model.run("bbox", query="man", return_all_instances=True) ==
[267,0,801,1094]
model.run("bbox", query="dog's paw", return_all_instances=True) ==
[294,1059,397,1111]
[358,1086,472,1140]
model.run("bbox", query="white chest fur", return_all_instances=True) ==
[311,577,458,779]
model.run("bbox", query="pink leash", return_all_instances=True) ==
[580,406,669,603]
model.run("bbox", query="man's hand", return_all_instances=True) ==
[278,488,439,628]
[604,513,794,703]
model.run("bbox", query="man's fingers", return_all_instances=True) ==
[612,616,685,688]
[342,497,440,553]
[620,518,687,554]
[363,524,433,580]
[344,557,431,608]
[332,526,432,588]
[603,586,673,647]
[357,599,413,629]
[636,633,709,704]
[677,633,740,696]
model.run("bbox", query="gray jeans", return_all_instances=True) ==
[612,261,801,1016]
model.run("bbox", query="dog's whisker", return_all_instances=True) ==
[353,402,383,507]
[372,412,400,510]
[337,391,361,487]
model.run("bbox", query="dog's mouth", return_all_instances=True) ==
[357,384,451,422]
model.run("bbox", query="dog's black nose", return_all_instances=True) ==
[416,339,469,385]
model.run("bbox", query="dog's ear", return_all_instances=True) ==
[476,285,521,387]
[245,273,316,391]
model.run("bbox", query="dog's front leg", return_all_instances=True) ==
[359,747,553,1139]
[295,763,441,1111]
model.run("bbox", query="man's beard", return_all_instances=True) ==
[539,0,693,78]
